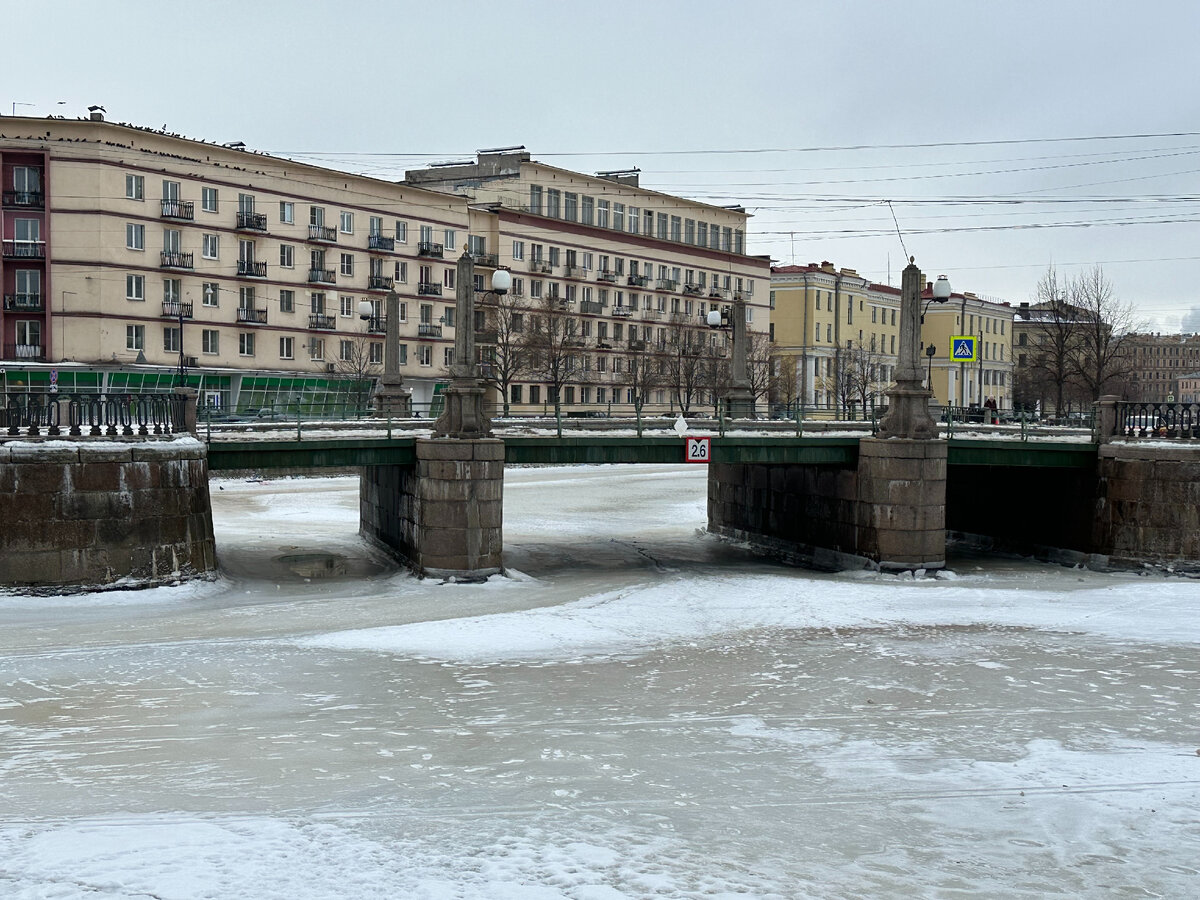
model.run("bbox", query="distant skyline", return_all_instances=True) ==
[7,0,1200,330]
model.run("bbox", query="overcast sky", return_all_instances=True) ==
[7,0,1200,331]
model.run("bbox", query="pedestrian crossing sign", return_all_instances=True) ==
[950,336,977,362]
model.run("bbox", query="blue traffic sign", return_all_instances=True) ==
[950,336,978,362]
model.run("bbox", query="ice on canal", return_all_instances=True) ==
[2,465,1199,899]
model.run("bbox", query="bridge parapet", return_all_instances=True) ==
[4,390,194,439]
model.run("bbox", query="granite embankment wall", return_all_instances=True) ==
[0,438,216,589]
[1095,443,1200,567]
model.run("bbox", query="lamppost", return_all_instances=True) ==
[359,290,412,416]
[876,258,950,439]
[925,342,936,390]
[433,249,510,438]
[176,294,188,387]
[706,294,755,418]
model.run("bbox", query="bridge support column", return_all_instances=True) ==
[856,438,947,571]
[361,438,503,580]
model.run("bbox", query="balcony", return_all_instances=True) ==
[308,313,337,330]
[471,252,499,268]
[308,268,336,285]
[611,306,633,318]
[417,281,443,296]
[307,224,338,243]
[564,264,585,279]
[580,300,605,315]
[160,199,194,220]
[237,259,268,278]
[627,274,649,287]
[368,233,396,251]
[709,287,729,299]
[161,299,194,319]
[3,293,43,312]
[160,250,194,269]
[236,211,268,232]
[418,323,443,338]
[598,270,618,283]
[236,306,268,324]
[4,343,44,361]
[3,190,44,209]
[366,316,387,334]
[683,283,705,296]
[656,278,679,292]
[642,309,664,321]
[628,339,648,352]
[474,330,498,345]
[417,241,444,258]
[368,274,394,291]
[529,259,552,274]
[2,240,45,259]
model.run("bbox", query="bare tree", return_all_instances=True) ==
[1068,265,1138,401]
[476,291,531,417]
[521,294,586,418]
[769,354,801,416]
[1021,266,1082,416]
[840,344,887,415]
[745,332,778,414]
[331,333,381,415]
[663,317,708,415]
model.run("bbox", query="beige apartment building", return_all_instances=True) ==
[771,263,1014,414]
[1,115,768,416]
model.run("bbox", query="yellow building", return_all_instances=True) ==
[770,263,1015,413]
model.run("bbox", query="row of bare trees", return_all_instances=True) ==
[1013,265,1139,414]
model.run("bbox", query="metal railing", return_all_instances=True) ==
[3,293,43,311]
[308,313,337,330]
[580,300,605,314]
[236,211,268,231]
[369,233,396,251]
[160,199,194,220]
[237,259,268,278]
[656,279,679,291]
[417,281,443,296]
[161,250,193,269]
[418,241,444,258]
[366,316,387,334]
[161,299,194,319]
[627,275,649,287]
[308,268,336,284]
[598,271,618,283]
[368,274,394,291]
[471,252,499,268]
[418,323,443,338]
[4,392,185,438]
[2,240,45,259]
[3,190,44,208]
[3,343,44,361]
[237,306,268,324]
[1116,401,1200,438]
[308,224,338,242]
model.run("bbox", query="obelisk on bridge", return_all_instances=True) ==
[876,258,939,440]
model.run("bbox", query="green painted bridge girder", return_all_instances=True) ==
[203,435,1099,471]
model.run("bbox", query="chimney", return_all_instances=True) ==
[88,105,106,122]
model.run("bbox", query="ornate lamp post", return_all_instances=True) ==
[707,295,755,418]
[876,258,950,439]
[433,250,510,437]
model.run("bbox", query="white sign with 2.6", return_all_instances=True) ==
[685,436,711,464]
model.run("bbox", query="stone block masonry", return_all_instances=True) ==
[0,438,217,589]
[360,439,503,579]
[1094,443,1200,568]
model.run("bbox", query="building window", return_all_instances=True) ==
[397,343,408,365]
[444,229,456,252]
[512,240,525,260]
[670,216,682,242]
[280,244,295,268]
[546,189,561,219]
[511,384,523,404]
[419,344,432,367]
[239,333,255,356]
[163,278,181,303]
[279,289,294,313]
[339,339,355,361]
[126,223,145,250]
[529,185,543,215]
[200,282,218,307]
[279,336,294,359]
[340,211,353,234]
[369,341,382,364]
[280,201,294,224]
[395,220,407,243]
[340,253,354,276]
[202,234,219,259]
[581,196,594,225]
[202,329,219,354]
[657,213,668,239]
[444,347,455,366]
[395,260,408,283]
[126,274,145,301]
[564,192,578,222]
[202,187,218,212]
[340,295,355,317]
[530,385,541,405]
[125,174,144,201]
[597,200,609,229]
[164,326,180,353]
[612,203,624,232]
[126,324,145,351]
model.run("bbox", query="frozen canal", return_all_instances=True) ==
[2,464,1199,898]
